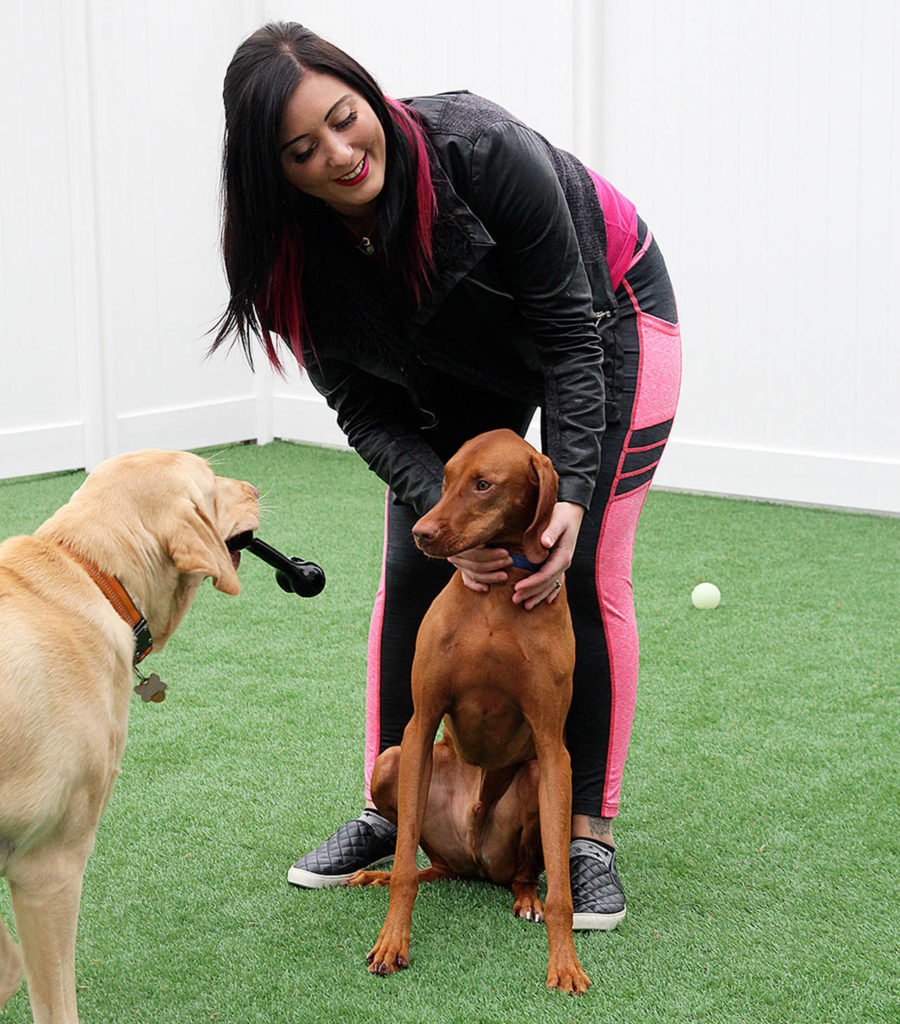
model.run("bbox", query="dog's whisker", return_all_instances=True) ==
[202,447,229,467]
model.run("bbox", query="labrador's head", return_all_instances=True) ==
[40,449,260,649]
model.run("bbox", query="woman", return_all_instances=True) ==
[213,22,681,930]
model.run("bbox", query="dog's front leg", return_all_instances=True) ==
[10,848,89,1024]
[366,709,437,976]
[533,736,592,995]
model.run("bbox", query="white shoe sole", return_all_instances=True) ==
[572,906,626,931]
[287,855,394,889]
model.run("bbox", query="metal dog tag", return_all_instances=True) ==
[133,673,167,703]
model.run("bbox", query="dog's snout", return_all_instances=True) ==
[412,520,438,546]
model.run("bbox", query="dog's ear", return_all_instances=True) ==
[522,452,559,564]
[168,501,241,596]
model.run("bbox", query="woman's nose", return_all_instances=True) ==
[322,136,354,168]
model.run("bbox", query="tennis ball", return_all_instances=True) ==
[691,582,721,609]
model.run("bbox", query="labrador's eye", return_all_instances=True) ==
[476,479,492,492]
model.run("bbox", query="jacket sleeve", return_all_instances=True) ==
[468,120,606,508]
[305,357,445,516]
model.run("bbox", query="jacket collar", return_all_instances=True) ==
[407,167,495,334]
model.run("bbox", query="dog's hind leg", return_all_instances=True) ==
[0,903,24,1011]
[505,761,545,923]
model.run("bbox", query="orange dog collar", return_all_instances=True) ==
[58,547,153,664]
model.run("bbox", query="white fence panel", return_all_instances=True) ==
[1,0,897,514]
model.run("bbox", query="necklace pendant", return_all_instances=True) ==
[357,236,375,256]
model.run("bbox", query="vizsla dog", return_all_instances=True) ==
[350,428,590,994]
[0,450,259,1023]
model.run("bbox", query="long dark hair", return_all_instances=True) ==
[211,22,436,370]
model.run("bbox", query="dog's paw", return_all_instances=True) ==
[365,944,409,976]
[346,869,392,887]
[512,894,545,923]
[546,960,592,995]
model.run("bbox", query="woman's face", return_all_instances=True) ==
[279,71,386,220]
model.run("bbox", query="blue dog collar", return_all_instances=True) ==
[509,553,545,573]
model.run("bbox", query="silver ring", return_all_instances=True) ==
[554,579,562,590]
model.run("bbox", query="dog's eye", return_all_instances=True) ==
[476,479,492,492]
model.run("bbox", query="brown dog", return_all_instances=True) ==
[0,450,259,1023]
[350,428,590,994]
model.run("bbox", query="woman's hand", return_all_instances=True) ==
[447,546,513,593]
[512,501,585,610]
[448,502,585,608]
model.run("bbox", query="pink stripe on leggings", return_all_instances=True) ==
[364,490,391,800]
[594,487,647,816]
[595,278,682,817]
[625,229,654,275]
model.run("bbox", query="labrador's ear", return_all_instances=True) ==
[522,452,559,565]
[168,501,241,595]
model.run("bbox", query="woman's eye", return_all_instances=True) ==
[288,111,356,166]
[476,480,492,492]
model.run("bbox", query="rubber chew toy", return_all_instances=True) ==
[227,532,326,597]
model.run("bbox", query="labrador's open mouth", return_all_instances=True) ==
[226,530,255,570]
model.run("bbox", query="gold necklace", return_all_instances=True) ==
[337,213,377,256]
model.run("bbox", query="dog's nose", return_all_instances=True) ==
[412,520,438,545]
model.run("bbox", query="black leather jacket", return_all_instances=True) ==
[300,91,619,516]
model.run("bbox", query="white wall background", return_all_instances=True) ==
[1,0,898,514]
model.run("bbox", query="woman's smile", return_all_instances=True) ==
[335,153,370,186]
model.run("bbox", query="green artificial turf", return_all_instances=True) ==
[0,440,897,1023]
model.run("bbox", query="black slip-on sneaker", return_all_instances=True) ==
[569,837,627,930]
[287,809,397,888]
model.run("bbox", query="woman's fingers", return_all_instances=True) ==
[448,546,511,584]
[511,552,567,609]
[512,502,584,609]
[447,501,585,608]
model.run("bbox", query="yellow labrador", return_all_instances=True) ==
[0,449,259,1023]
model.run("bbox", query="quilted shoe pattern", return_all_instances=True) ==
[287,810,397,888]
[570,838,627,930]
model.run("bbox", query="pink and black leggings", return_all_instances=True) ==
[364,216,682,819]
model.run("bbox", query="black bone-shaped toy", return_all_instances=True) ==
[227,532,326,597]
